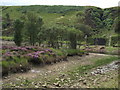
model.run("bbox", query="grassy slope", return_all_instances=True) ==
[2,5,118,39]
[2,6,85,24]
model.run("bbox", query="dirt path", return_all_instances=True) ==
[2,53,118,88]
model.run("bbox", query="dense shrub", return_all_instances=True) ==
[111,36,119,46]
[1,45,87,76]
[1,57,30,76]
[87,37,94,45]
[61,49,86,56]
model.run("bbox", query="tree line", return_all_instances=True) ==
[13,11,91,49]
[5,7,119,48]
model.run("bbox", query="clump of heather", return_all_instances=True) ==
[2,45,55,62]
[1,45,71,76]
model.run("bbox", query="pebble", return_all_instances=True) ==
[91,61,119,75]
[35,85,39,88]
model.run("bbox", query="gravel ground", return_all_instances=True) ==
[91,60,120,75]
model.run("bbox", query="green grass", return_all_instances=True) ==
[1,56,30,75]
[0,36,13,41]
[106,46,118,52]
[105,47,119,55]
[67,56,119,79]
[2,6,84,27]
[2,57,29,68]
[61,49,85,56]
[50,56,119,87]
[49,48,86,56]
[50,48,66,56]
[99,75,118,88]
[94,56,119,66]
[84,45,119,55]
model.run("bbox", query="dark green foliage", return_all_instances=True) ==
[2,57,30,76]
[76,11,85,24]
[67,27,82,49]
[75,11,93,43]
[19,5,85,14]
[103,7,120,31]
[103,7,119,20]
[40,25,67,48]
[2,5,120,47]
[2,13,11,29]
[62,49,85,56]
[114,20,120,34]
[44,26,60,48]
[37,28,46,45]
[113,17,120,34]
[110,36,120,46]
[6,13,10,21]
[84,6,119,44]
[14,19,24,46]
[25,12,43,45]
[2,21,8,29]
[87,37,94,45]
[84,7,103,29]
[75,24,92,37]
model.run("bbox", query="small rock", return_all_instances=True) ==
[55,78,59,81]
[35,85,39,88]
[61,78,64,82]
[53,81,61,87]
[42,83,47,88]
[4,77,7,79]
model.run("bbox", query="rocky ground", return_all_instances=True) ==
[2,53,119,88]
[68,61,119,88]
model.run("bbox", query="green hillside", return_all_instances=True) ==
[2,5,86,26]
[1,5,119,46]
[2,5,119,29]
